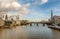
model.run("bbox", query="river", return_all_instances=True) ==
[0,24,60,39]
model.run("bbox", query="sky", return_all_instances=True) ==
[0,0,60,21]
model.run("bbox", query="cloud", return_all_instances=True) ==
[28,9,48,21]
[17,4,30,15]
[41,0,48,4]
[28,9,46,17]
[0,1,21,11]
[0,0,48,16]
[0,0,16,1]
[0,0,30,16]
[23,3,30,7]
[30,0,48,5]
[11,2,21,10]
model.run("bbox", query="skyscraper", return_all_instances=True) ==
[5,14,8,20]
[51,9,53,25]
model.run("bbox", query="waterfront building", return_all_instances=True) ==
[0,17,4,26]
[0,14,4,26]
[50,10,60,25]
[53,16,60,25]
[15,15,21,26]
[5,14,8,21]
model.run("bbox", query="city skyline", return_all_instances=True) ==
[0,0,60,21]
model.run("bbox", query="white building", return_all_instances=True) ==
[0,17,4,26]
[53,16,60,25]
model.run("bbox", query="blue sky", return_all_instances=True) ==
[0,0,60,21]
[17,0,60,21]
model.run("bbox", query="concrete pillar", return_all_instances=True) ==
[30,23,32,26]
[36,23,38,26]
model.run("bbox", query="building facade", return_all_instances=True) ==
[0,17,4,26]
[53,16,60,25]
[50,10,60,25]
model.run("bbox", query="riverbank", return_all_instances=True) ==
[48,25,60,31]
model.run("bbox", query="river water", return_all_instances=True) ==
[0,24,60,39]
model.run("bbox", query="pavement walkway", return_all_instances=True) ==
[48,25,60,31]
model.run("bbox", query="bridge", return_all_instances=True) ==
[28,22,45,26]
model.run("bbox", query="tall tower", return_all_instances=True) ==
[5,14,8,20]
[51,9,53,25]
[16,16,19,20]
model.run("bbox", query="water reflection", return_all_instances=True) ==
[0,24,57,39]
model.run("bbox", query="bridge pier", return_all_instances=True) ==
[36,23,39,26]
[43,23,45,26]
[29,22,41,26]
[30,23,32,26]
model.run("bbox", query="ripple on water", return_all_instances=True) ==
[0,25,53,39]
